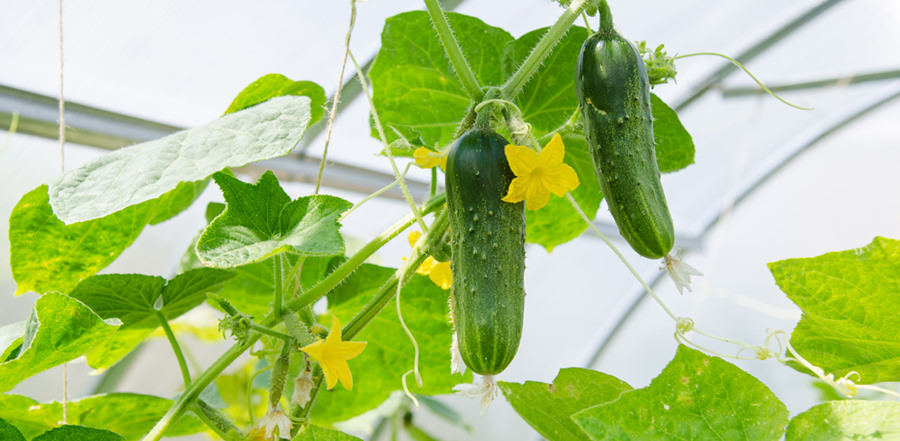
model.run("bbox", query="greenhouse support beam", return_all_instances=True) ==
[721,68,900,97]
[674,0,845,111]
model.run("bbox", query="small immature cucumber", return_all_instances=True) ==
[445,129,525,375]
[575,1,674,259]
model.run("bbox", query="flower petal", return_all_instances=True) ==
[429,260,452,290]
[504,144,539,176]
[542,163,580,197]
[502,176,530,204]
[525,177,551,210]
[538,133,566,167]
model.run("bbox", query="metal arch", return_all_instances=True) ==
[673,0,846,112]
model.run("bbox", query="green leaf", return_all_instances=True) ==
[33,426,124,441]
[785,401,900,441]
[9,180,207,296]
[572,345,788,441]
[651,94,695,172]
[67,268,234,369]
[0,321,26,362]
[292,425,362,441]
[197,171,351,268]
[370,11,513,147]
[769,237,900,384]
[499,367,631,441]
[48,96,313,224]
[0,393,204,440]
[0,293,119,392]
[0,418,25,441]
[225,73,326,124]
[311,273,467,425]
[504,27,591,136]
[525,128,602,251]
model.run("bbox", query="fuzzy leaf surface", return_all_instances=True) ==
[0,293,120,393]
[67,269,234,369]
[499,367,632,441]
[48,96,312,224]
[32,426,124,441]
[0,418,25,441]
[785,401,900,441]
[0,393,203,440]
[311,273,467,424]
[573,345,788,441]
[196,171,351,268]
[769,236,900,383]
[292,425,362,441]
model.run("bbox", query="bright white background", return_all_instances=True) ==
[2,1,899,440]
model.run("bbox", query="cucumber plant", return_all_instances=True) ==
[2,1,897,440]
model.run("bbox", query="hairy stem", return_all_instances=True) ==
[423,0,483,101]
[273,254,284,318]
[155,310,191,387]
[500,0,590,98]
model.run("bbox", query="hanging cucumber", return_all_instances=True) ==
[445,128,525,375]
[575,0,674,259]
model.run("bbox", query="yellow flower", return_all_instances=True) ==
[501,133,579,210]
[408,231,452,290]
[414,146,447,170]
[300,315,366,390]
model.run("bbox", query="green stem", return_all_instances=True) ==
[142,336,261,441]
[155,310,191,387]
[597,0,613,32]
[248,321,293,342]
[500,0,589,98]
[423,0,483,101]
[273,254,284,318]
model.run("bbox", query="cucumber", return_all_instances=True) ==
[575,1,674,259]
[445,129,525,375]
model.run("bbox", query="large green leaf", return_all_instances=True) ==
[572,345,788,441]
[196,171,351,268]
[33,426,124,441]
[48,96,312,224]
[0,321,26,362]
[0,393,204,440]
[0,418,25,441]
[369,11,513,147]
[9,180,206,295]
[292,425,362,441]
[499,367,631,441]
[67,268,234,369]
[650,94,695,173]
[225,74,326,124]
[785,401,900,441]
[0,293,120,393]
[311,272,466,424]
[769,236,900,383]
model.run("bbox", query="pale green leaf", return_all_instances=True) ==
[9,180,206,296]
[311,273,467,425]
[292,425,362,441]
[0,393,203,440]
[370,11,513,147]
[499,367,631,441]
[32,426,124,441]
[0,293,120,393]
[785,401,900,441]
[0,321,26,362]
[67,269,234,369]
[196,171,351,268]
[225,73,326,125]
[572,345,788,441]
[48,96,312,224]
[769,236,900,383]
[0,418,25,441]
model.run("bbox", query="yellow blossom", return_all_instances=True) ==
[407,231,452,290]
[300,315,366,390]
[414,146,447,170]
[501,133,579,210]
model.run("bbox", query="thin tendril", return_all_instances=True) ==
[676,52,814,110]
[316,1,358,194]
[58,0,68,424]
[396,241,423,406]
[338,162,412,222]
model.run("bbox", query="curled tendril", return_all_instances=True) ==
[675,317,695,335]
[218,314,252,342]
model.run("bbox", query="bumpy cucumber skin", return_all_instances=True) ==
[445,129,525,376]
[575,28,675,259]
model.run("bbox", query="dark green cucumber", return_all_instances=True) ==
[575,2,674,259]
[445,129,525,376]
